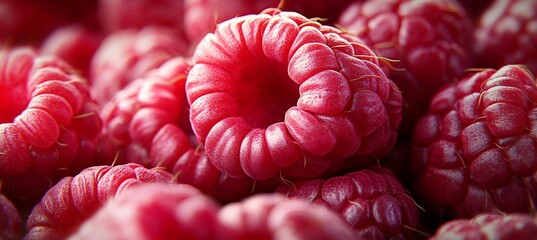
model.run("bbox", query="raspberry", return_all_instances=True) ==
[98,57,192,168]
[98,57,269,202]
[68,182,221,240]
[277,167,419,239]
[216,193,358,240]
[0,47,102,207]
[431,213,537,240]
[89,26,190,106]
[186,8,402,181]
[411,65,537,220]
[337,0,473,131]
[24,163,174,240]
[40,24,103,78]
[184,0,356,46]
[474,0,537,74]
[0,194,21,240]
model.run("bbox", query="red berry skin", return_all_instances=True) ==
[99,57,269,202]
[216,193,359,240]
[431,213,537,240]
[277,167,419,240]
[89,26,190,106]
[40,24,103,78]
[0,47,102,208]
[337,0,473,132]
[98,57,192,168]
[186,8,402,181]
[68,182,221,240]
[474,0,537,74]
[171,148,278,203]
[411,65,537,220]
[0,194,22,240]
[24,163,174,240]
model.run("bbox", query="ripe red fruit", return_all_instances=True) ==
[474,0,537,74]
[40,24,103,78]
[411,65,537,220]
[170,148,278,203]
[337,0,473,131]
[186,8,402,181]
[216,193,358,240]
[89,26,190,106]
[0,194,21,240]
[24,163,174,240]
[0,47,102,207]
[431,213,537,240]
[99,57,270,202]
[68,182,221,240]
[277,167,419,239]
[98,57,192,168]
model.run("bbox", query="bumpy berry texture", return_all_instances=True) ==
[170,147,278,203]
[99,57,269,202]
[89,26,189,106]
[277,167,419,239]
[0,47,102,207]
[216,193,358,240]
[474,0,537,74]
[69,182,221,240]
[411,65,537,220]
[40,24,103,78]
[24,163,174,240]
[431,213,537,240]
[337,0,473,131]
[186,8,403,181]
[98,57,192,168]
[0,194,21,240]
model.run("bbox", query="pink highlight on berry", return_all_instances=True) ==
[69,182,220,240]
[186,8,402,181]
[431,213,537,240]
[24,163,174,240]
[0,47,102,208]
[216,193,358,240]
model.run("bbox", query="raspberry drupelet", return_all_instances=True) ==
[24,163,174,240]
[411,65,537,220]
[0,47,102,208]
[337,0,473,132]
[186,8,403,181]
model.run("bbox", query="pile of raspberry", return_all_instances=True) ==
[1,0,537,239]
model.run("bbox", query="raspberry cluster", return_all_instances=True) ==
[2,0,537,239]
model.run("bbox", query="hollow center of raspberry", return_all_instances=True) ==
[233,61,299,129]
[0,87,29,123]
